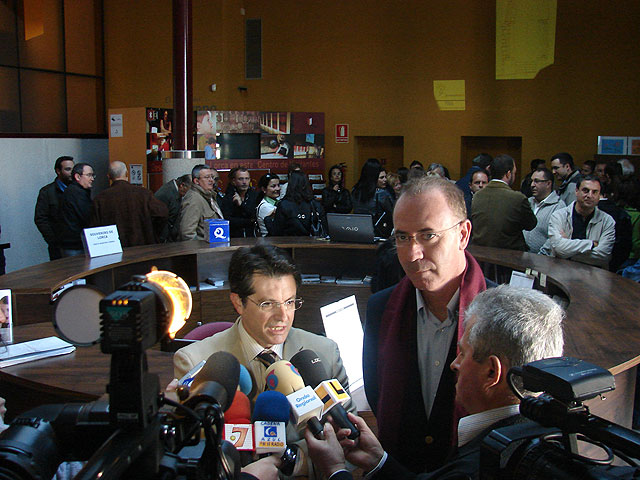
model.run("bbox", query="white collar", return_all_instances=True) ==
[457,404,520,446]
[237,317,284,360]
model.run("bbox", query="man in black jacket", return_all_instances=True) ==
[34,156,74,260]
[220,167,259,237]
[305,285,564,480]
[60,163,95,257]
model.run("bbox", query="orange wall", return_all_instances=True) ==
[104,0,640,186]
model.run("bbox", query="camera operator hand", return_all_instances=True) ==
[335,413,384,473]
[241,454,282,480]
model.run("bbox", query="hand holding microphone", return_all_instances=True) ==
[290,350,360,440]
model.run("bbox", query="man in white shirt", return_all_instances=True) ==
[304,285,565,480]
[524,167,566,254]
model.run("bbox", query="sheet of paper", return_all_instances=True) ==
[496,0,557,80]
[433,80,465,111]
[509,271,535,289]
[320,296,364,392]
[0,336,75,368]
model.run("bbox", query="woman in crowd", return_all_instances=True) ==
[255,173,281,236]
[273,171,327,236]
[321,164,352,214]
[351,159,394,237]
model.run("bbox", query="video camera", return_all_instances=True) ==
[480,356,640,479]
[0,272,241,480]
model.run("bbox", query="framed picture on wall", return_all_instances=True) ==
[597,136,627,155]
[627,137,640,155]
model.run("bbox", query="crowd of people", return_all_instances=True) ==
[32,153,640,276]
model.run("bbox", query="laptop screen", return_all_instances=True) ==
[327,213,376,244]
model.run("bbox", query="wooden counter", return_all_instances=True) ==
[0,239,638,426]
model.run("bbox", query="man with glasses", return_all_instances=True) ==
[34,155,74,260]
[364,176,490,473]
[174,244,353,477]
[179,164,224,240]
[524,167,566,254]
[59,162,95,257]
[471,154,537,251]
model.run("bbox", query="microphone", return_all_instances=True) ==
[264,360,324,438]
[238,364,254,398]
[184,351,240,413]
[223,391,254,452]
[252,391,289,455]
[290,350,360,440]
[252,390,305,476]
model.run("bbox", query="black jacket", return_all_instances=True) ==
[273,198,328,236]
[219,188,259,237]
[321,186,352,214]
[34,179,66,247]
[60,182,92,249]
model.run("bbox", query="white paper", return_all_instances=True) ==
[509,271,535,289]
[110,114,123,137]
[0,336,75,368]
[83,225,123,258]
[320,296,364,392]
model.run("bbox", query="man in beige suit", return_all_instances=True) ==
[174,244,353,478]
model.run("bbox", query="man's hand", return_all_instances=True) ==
[304,422,346,478]
[241,455,281,480]
[334,413,384,472]
[232,192,242,206]
[333,184,340,192]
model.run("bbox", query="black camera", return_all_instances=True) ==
[480,357,640,480]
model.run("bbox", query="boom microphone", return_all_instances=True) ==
[290,349,359,440]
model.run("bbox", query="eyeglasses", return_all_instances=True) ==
[532,179,551,184]
[394,220,463,246]
[82,173,96,179]
[200,175,219,181]
[246,297,304,312]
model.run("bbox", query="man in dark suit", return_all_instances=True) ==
[154,174,192,242]
[471,154,537,251]
[305,285,565,480]
[363,176,487,473]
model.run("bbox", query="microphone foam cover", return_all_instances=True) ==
[290,349,329,387]
[265,360,304,395]
[191,351,240,411]
[238,364,254,397]
[225,391,252,424]
[252,390,290,424]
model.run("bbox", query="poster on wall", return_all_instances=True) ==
[146,108,173,155]
[597,136,627,155]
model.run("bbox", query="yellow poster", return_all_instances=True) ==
[496,0,557,80]
[433,80,465,111]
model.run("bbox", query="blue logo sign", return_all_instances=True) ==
[264,426,277,437]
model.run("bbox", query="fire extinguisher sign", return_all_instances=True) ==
[335,124,349,143]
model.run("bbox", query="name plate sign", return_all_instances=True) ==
[83,225,123,258]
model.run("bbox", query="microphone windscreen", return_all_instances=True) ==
[225,391,252,424]
[290,350,329,387]
[265,360,304,395]
[252,390,290,424]
[238,364,253,396]
[191,351,240,411]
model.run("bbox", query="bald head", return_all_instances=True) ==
[108,161,128,182]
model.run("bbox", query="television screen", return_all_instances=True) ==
[218,133,260,159]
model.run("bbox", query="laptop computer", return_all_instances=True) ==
[327,213,381,244]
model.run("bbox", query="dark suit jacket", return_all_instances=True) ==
[374,414,526,479]
[471,180,537,251]
[154,179,182,242]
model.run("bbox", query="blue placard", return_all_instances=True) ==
[206,219,230,243]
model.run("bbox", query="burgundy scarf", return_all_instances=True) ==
[376,250,487,449]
